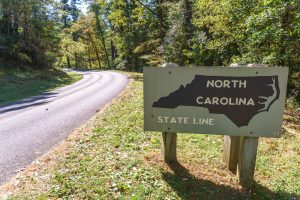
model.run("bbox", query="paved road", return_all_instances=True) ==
[0,70,129,184]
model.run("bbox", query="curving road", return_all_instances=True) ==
[0,70,129,184]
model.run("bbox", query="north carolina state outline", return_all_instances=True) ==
[152,75,280,127]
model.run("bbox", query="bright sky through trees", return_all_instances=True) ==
[77,1,88,14]
[54,0,88,14]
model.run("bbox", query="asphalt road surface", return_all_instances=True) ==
[0,70,129,184]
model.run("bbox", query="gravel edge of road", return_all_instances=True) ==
[0,75,133,198]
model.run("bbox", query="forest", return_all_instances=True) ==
[0,0,299,104]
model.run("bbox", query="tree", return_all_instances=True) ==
[91,2,111,68]
[0,0,61,67]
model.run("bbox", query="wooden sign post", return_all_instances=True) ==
[237,136,258,187]
[161,63,178,162]
[161,132,177,162]
[224,135,258,187]
[223,136,240,173]
[223,64,264,188]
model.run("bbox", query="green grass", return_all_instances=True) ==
[0,67,82,106]
[3,72,300,200]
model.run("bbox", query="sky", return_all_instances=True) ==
[77,1,89,14]
[54,0,89,15]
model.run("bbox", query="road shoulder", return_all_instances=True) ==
[0,73,133,198]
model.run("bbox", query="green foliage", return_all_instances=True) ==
[0,0,61,67]
[0,67,82,106]
[192,0,300,67]
[287,70,300,109]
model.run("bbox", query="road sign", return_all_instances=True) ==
[144,66,288,138]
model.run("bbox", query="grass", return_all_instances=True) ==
[0,67,82,106]
[1,72,299,200]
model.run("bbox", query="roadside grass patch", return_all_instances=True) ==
[0,67,81,106]
[2,72,300,200]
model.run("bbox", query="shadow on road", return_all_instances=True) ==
[0,92,57,114]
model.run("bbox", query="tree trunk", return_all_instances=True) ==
[278,2,291,66]
[88,45,92,69]
[74,52,78,69]
[134,55,139,71]
[157,0,165,40]
[94,13,111,68]
[111,40,116,68]
[100,36,110,68]
[67,56,71,68]
[87,32,102,69]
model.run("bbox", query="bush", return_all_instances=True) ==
[287,69,300,107]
